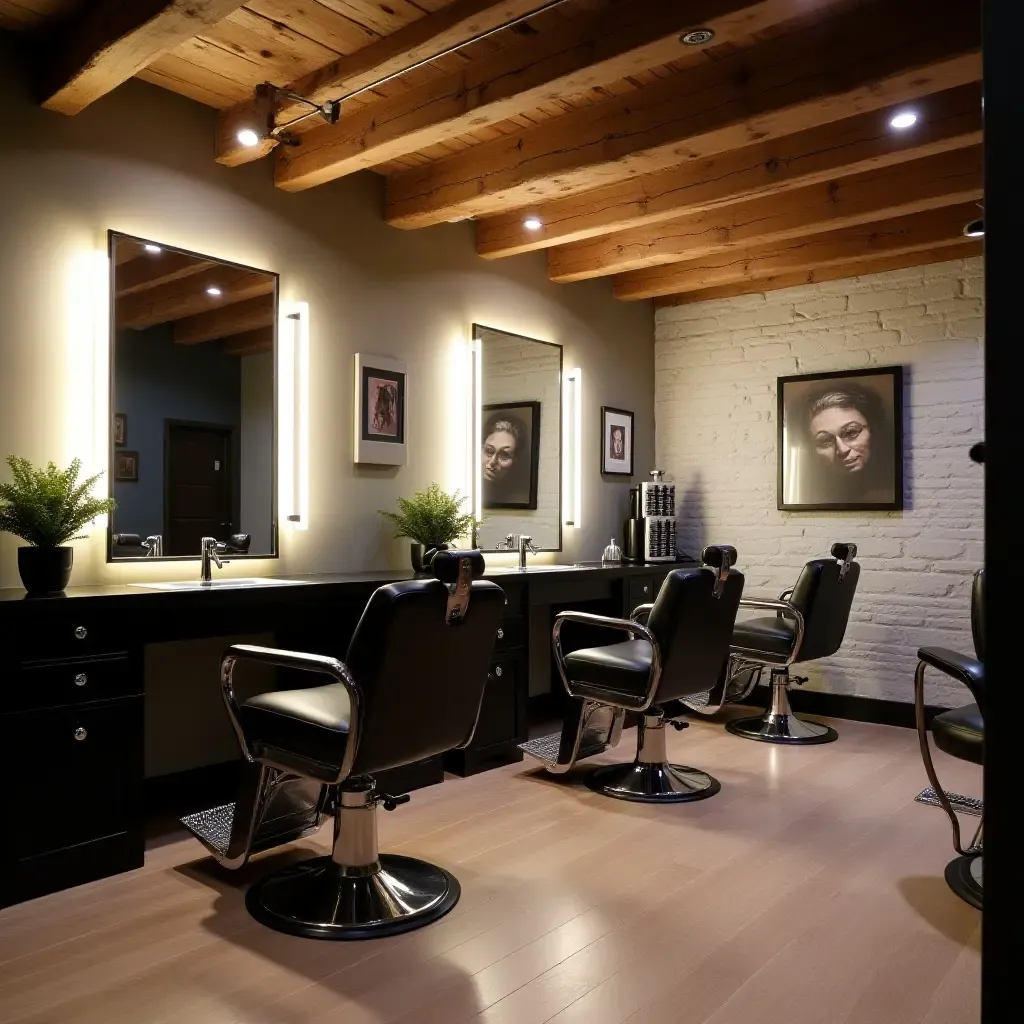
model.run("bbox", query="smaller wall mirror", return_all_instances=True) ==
[107,232,277,560]
[474,324,562,552]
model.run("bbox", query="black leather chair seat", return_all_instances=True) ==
[239,683,351,773]
[731,615,796,660]
[564,640,653,704]
[931,703,984,766]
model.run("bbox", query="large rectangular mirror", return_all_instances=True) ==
[475,324,561,552]
[107,232,277,560]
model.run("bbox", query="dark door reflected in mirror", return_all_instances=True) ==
[107,232,277,560]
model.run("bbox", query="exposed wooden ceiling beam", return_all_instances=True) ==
[221,326,274,356]
[275,0,827,190]
[117,266,274,330]
[114,252,212,297]
[652,241,983,307]
[39,0,248,116]
[477,82,983,258]
[384,0,981,229]
[614,202,980,300]
[217,0,548,167]
[549,146,983,282]
[174,294,275,346]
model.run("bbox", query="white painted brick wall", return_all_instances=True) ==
[655,256,984,707]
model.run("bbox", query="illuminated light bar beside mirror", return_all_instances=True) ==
[562,367,582,529]
[470,335,483,532]
[279,302,310,530]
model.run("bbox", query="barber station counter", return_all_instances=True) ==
[0,559,693,907]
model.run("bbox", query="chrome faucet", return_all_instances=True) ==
[518,534,537,570]
[200,536,224,584]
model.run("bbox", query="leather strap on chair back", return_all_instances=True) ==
[701,545,737,597]
[647,557,744,703]
[430,549,487,625]
[971,567,985,661]
[345,570,504,776]
[790,544,861,662]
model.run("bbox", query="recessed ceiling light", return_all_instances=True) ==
[236,128,261,148]
[523,216,543,231]
[206,286,222,297]
[143,244,161,254]
[963,218,984,238]
[681,28,715,45]
[889,110,918,130]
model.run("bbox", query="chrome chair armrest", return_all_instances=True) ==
[221,644,362,786]
[552,610,662,712]
[732,597,805,667]
[630,603,655,623]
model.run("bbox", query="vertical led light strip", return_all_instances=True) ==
[279,302,310,529]
[563,367,582,529]
[470,335,483,533]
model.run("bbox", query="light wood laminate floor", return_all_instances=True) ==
[0,712,982,1024]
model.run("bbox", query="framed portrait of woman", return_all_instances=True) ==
[354,353,407,465]
[601,407,634,476]
[777,366,903,511]
[482,401,541,509]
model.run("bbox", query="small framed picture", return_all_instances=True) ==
[113,413,127,447]
[354,353,407,465]
[777,365,904,511]
[114,450,139,482]
[601,407,634,476]
[482,401,541,510]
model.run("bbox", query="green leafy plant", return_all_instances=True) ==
[379,483,480,546]
[0,457,116,548]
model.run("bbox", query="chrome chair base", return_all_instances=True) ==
[945,855,982,911]
[585,761,721,803]
[246,853,460,940]
[725,711,837,744]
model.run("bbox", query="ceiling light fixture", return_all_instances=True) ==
[681,28,715,45]
[143,244,162,254]
[889,110,918,130]
[523,216,543,231]
[236,128,261,148]
[206,286,222,297]
[963,218,985,238]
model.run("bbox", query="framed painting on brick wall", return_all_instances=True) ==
[777,366,904,511]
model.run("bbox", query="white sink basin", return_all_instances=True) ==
[489,564,596,573]
[129,578,310,592]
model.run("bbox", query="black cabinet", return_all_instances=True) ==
[625,571,670,616]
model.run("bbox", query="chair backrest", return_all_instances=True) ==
[790,542,861,663]
[647,545,744,703]
[971,567,985,661]
[345,551,505,776]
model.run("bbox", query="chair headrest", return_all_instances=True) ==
[701,544,737,598]
[113,533,141,546]
[431,549,486,624]
[830,542,858,581]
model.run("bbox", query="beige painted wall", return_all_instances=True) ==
[0,40,654,590]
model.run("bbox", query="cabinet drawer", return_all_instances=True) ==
[15,611,128,662]
[473,659,519,748]
[494,616,525,652]
[4,697,143,860]
[9,655,139,713]
[627,575,661,613]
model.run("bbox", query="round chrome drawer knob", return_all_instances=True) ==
[643,586,650,594]
[497,628,504,639]
[74,727,88,742]
[74,626,88,640]
[74,673,88,687]
[494,666,503,677]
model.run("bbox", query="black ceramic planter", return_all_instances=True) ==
[18,546,73,596]
[410,543,448,575]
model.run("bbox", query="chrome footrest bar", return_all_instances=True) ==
[517,700,622,772]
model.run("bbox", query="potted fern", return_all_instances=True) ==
[379,483,480,574]
[0,457,116,596]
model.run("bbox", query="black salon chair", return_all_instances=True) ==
[519,546,743,802]
[181,550,504,940]
[914,568,984,910]
[719,543,860,744]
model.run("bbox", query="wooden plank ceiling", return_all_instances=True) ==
[8,0,983,306]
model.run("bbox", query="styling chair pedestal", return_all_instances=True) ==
[586,711,721,803]
[715,543,860,745]
[181,550,504,940]
[725,669,837,744]
[520,545,744,805]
